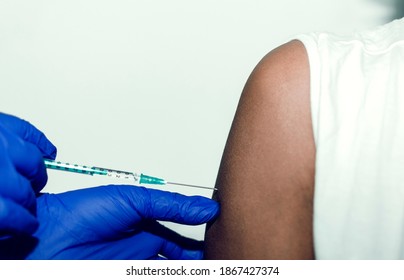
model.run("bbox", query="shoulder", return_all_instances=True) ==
[245,40,309,94]
[241,40,310,117]
[255,40,308,74]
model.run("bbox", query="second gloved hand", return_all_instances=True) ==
[24,185,219,260]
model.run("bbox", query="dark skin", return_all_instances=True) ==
[204,40,316,259]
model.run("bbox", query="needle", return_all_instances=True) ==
[167,181,217,191]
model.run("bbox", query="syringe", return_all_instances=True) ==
[44,159,216,191]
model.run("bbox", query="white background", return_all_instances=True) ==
[0,0,398,240]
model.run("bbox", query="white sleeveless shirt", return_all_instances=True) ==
[297,18,404,259]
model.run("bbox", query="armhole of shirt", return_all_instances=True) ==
[294,34,321,146]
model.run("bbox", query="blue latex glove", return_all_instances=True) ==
[0,113,57,236]
[0,185,219,260]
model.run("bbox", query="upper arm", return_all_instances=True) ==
[204,40,315,259]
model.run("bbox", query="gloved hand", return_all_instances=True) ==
[2,185,219,260]
[0,113,57,236]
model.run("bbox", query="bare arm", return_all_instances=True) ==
[205,40,315,259]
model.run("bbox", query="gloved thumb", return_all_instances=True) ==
[42,185,220,238]
[127,187,219,225]
[0,197,38,236]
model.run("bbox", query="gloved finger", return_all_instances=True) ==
[0,142,37,214]
[37,231,164,260]
[0,125,49,193]
[159,238,204,260]
[143,220,205,260]
[0,197,38,236]
[10,142,48,193]
[0,113,57,159]
[128,187,220,225]
[0,166,37,214]
[92,232,204,260]
[42,231,202,260]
